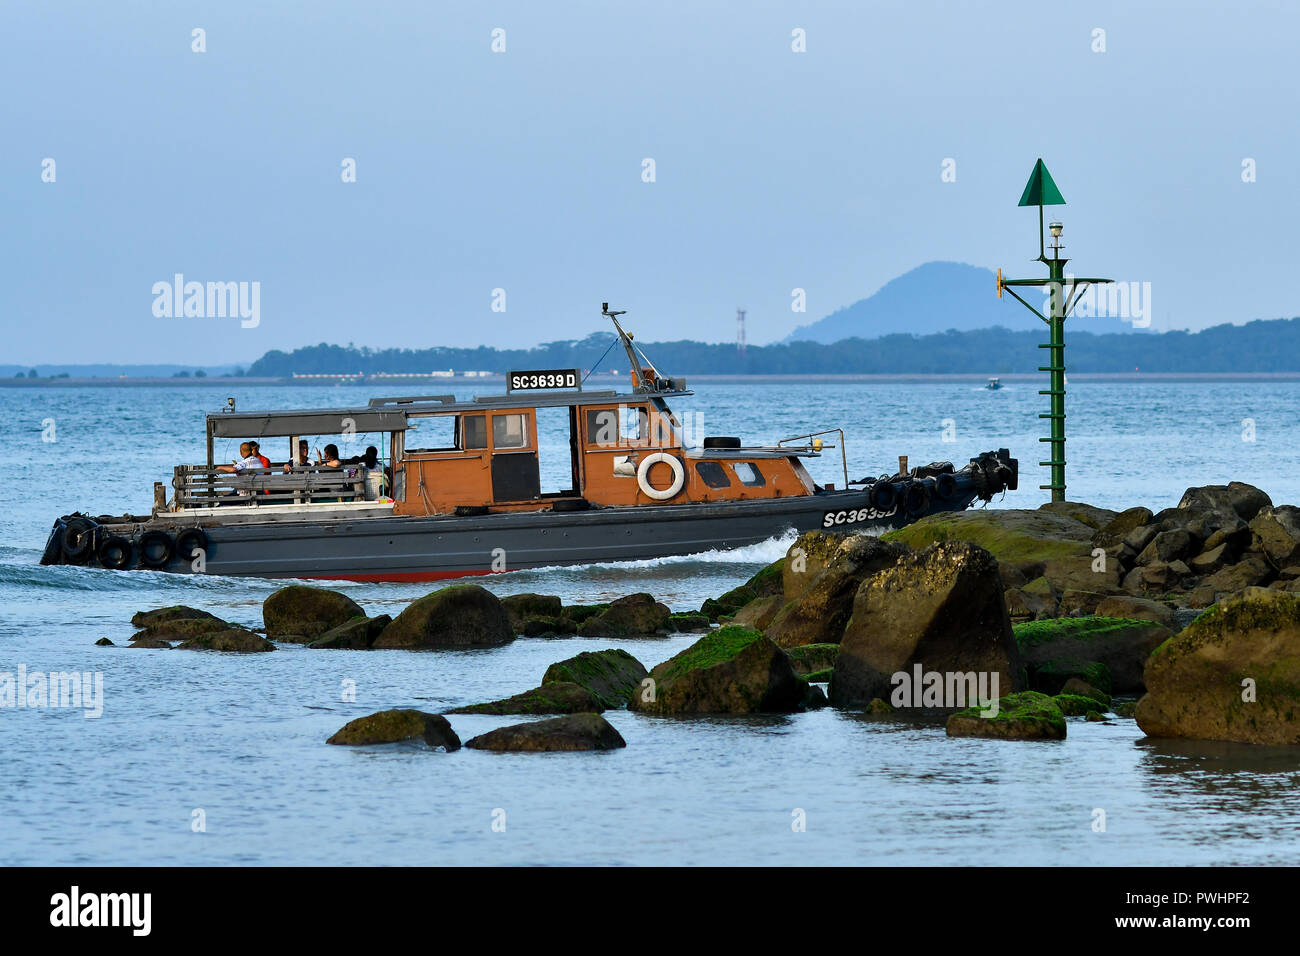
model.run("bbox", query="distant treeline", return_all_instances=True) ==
[246,317,1300,377]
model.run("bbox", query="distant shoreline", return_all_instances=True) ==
[6,371,1300,387]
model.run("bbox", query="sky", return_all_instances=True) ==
[2,0,1296,365]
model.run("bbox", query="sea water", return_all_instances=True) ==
[1,381,1298,865]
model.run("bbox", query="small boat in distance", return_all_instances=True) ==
[986,377,1002,390]
[41,304,1018,581]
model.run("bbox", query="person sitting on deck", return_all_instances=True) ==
[250,441,270,470]
[217,442,262,474]
[283,440,310,473]
[317,444,342,468]
[345,446,380,469]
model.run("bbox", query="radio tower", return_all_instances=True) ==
[736,308,746,354]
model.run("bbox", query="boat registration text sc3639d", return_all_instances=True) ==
[822,505,897,528]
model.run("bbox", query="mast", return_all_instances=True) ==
[602,302,662,391]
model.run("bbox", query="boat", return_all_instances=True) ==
[40,304,1018,581]
[986,377,1002,390]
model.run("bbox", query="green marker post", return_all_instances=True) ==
[997,159,1112,502]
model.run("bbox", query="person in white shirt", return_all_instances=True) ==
[217,442,263,474]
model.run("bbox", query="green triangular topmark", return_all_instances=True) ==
[1017,158,1065,207]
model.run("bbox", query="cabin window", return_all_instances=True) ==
[492,412,528,449]
[462,415,488,449]
[695,461,731,489]
[731,462,765,487]
[586,408,619,447]
[409,414,457,452]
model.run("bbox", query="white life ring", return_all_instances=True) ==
[636,452,685,501]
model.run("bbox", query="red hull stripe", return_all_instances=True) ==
[296,569,499,583]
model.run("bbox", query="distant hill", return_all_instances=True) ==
[241,318,1300,377]
[784,261,1146,343]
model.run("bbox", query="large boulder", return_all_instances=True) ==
[1091,507,1154,549]
[1135,530,1193,566]
[175,628,275,653]
[1179,482,1272,524]
[764,535,908,648]
[830,541,1021,709]
[1249,506,1300,568]
[541,649,648,708]
[1013,616,1172,694]
[447,681,604,715]
[327,709,461,749]
[629,625,806,715]
[1136,588,1300,744]
[781,532,853,601]
[577,593,670,637]
[945,692,1067,741]
[263,585,364,641]
[307,614,392,649]
[464,713,626,751]
[882,508,1095,576]
[372,585,513,649]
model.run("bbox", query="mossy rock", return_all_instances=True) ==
[501,593,563,631]
[464,713,626,752]
[94,637,114,647]
[667,611,712,633]
[1136,587,1300,744]
[701,585,758,622]
[945,691,1067,740]
[746,559,785,598]
[560,603,609,624]
[1113,701,1139,718]
[803,668,833,683]
[629,625,805,715]
[327,709,460,749]
[447,681,605,715]
[263,585,364,640]
[176,628,275,653]
[783,642,840,677]
[866,697,893,716]
[1054,692,1107,716]
[1060,677,1111,708]
[576,593,670,638]
[521,616,579,638]
[542,649,648,708]
[1029,658,1113,695]
[883,508,1094,570]
[1014,616,1171,693]
[129,615,231,644]
[307,614,392,649]
[372,584,513,649]
[1085,710,1108,722]
[1038,500,1119,530]
[130,605,223,628]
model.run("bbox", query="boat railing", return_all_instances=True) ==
[777,428,848,490]
[170,464,367,508]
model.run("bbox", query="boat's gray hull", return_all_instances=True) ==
[43,450,1017,581]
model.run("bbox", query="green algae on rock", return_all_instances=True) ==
[464,712,626,752]
[946,691,1067,740]
[263,585,365,641]
[541,649,648,708]
[629,625,804,715]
